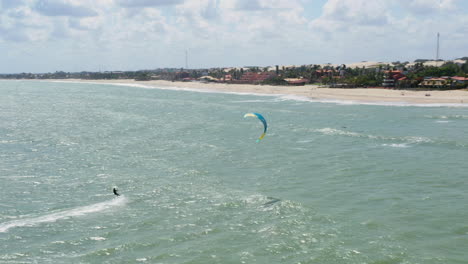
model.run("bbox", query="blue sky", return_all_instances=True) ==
[0,0,467,73]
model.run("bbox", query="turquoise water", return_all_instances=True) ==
[1,80,468,263]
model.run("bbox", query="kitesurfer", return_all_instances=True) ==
[113,188,120,196]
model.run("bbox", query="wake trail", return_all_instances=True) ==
[0,196,127,233]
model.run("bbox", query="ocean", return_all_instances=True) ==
[1,80,467,263]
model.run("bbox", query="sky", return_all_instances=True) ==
[0,0,467,73]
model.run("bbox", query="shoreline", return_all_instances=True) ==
[6,78,468,105]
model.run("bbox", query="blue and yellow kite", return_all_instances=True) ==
[244,113,267,142]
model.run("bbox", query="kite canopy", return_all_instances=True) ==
[244,113,267,142]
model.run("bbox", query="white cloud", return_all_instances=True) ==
[68,16,104,31]
[310,0,390,30]
[234,0,264,11]
[0,0,467,72]
[34,0,98,17]
[116,0,184,8]
[175,0,222,38]
[307,0,468,63]
[0,0,27,9]
[0,5,53,42]
[400,0,458,15]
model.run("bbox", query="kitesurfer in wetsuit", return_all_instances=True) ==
[113,188,120,196]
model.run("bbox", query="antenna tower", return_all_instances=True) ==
[436,0,441,66]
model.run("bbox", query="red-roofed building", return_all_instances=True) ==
[223,74,232,82]
[385,70,406,79]
[239,72,275,83]
[382,70,407,87]
[451,76,468,83]
[315,69,334,78]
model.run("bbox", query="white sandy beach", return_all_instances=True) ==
[49,79,468,105]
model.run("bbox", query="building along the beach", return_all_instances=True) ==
[451,76,468,85]
[238,72,275,84]
[382,70,407,88]
[419,78,449,88]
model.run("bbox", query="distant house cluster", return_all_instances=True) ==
[419,76,468,88]
[1,58,467,89]
[381,70,468,89]
[238,72,275,83]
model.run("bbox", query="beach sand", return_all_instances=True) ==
[50,79,468,105]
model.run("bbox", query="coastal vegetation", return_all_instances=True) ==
[1,59,467,90]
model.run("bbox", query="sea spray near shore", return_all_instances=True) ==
[42,79,468,107]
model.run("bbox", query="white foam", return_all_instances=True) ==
[426,115,468,119]
[405,136,432,144]
[48,80,266,95]
[314,128,366,138]
[0,175,36,179]
[44,80,468,108]
[315,127,433,145]
[0,140,18,144]
[382,143,410,148]
[231,99,278,103]
[89,236,106,241]
[278,94,468,107]
[0,196,127,232]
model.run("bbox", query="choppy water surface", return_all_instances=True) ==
[1,80,468,263]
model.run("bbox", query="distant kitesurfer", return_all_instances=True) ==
[113,188,120,196]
